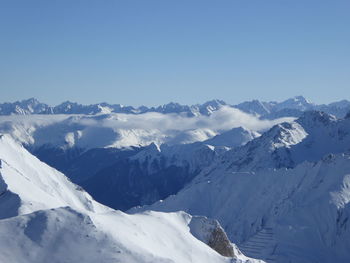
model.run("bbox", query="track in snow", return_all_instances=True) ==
[238,227,277,263]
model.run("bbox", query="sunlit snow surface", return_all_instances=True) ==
[0,134,263,263]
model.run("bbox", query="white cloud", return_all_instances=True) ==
[0,107,295,148]
[96,106,294,132]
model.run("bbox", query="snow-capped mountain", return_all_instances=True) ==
[137,153,350,263]
[2,96,350,263]
[0,98,53,115]
[273,95,314,111]
[235,100,272,116]
[131,111,350,262]
[0,98,228,116]
[0,134,262,263]
[1,96,350,118]
[235,96,350,119]
[221,111,350,171]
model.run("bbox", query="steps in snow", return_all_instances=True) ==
[238,227,277,263]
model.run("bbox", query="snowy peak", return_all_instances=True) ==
[235,96,350,119]
[154,102,192,115]
[265,122,307,149]
[196,99,227,115]
[53,101,113,115]
[222,121,307,170]
[53,101,80,113]
[296,110,337,128]
[235,100,271,116]
[0,98,52,115]
[222,110,350,171]
[274,95,314,111]
[201,99,226,108]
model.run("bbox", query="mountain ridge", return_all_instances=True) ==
[1,96,350,118]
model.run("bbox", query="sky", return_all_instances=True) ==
[0,0,349,106]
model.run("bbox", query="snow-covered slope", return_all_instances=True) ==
[137,154,350,263]
[0,134,106,219]
[220,111,350,171]
[131,112,350,262]
[0,134,262,263]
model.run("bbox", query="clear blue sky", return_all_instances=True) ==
[0,0,349,106]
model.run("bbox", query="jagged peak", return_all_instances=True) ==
[156,102,189,111]
[0,97,349,118]
[252,121,307,150]
[296,110,337,126]
[20,97,42,105]
[293,95,309,102]
[56,100,80,106]
[282,95,310,104]
[147,142,161,152]
[200,99,226,107]
[236,99,263,105]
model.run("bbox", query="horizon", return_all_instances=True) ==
[0,95,348,108]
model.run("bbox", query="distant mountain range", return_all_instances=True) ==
[1,96,350,118]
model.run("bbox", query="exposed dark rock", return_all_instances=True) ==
[189,216,235,257]
[208,225,235,257]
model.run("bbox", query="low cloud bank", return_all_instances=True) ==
[94,106,294,132]
[0,107,295,148]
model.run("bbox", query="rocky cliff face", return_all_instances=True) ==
[208,225,235,257]
[189,216,235,257]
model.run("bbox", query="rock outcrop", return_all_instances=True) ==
[189,216,235,257]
